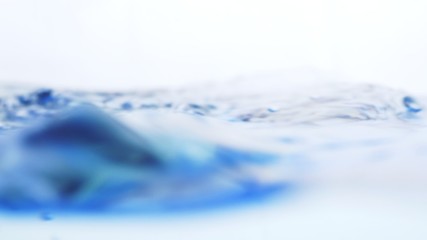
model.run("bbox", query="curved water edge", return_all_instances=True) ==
[0,81,424,213]
[0,82,423,129]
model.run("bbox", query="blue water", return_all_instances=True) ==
[0,80,424,213]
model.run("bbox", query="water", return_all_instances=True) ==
[0,79,425,214]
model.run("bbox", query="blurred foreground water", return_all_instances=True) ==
[0,77,426,239]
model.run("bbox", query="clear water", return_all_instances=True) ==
[0,78,425,215]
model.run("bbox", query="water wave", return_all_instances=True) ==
[0,81,423,212]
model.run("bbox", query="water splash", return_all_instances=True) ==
[0,82,422,127]
[0,81,423,213]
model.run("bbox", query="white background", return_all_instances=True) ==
[1,2,427,239]
[0,0,426,92]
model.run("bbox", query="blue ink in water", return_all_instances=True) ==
[403,96,422,113]
[40,211,53,221]
[0,82,424,214]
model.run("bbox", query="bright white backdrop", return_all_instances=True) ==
[0,0,426,92]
